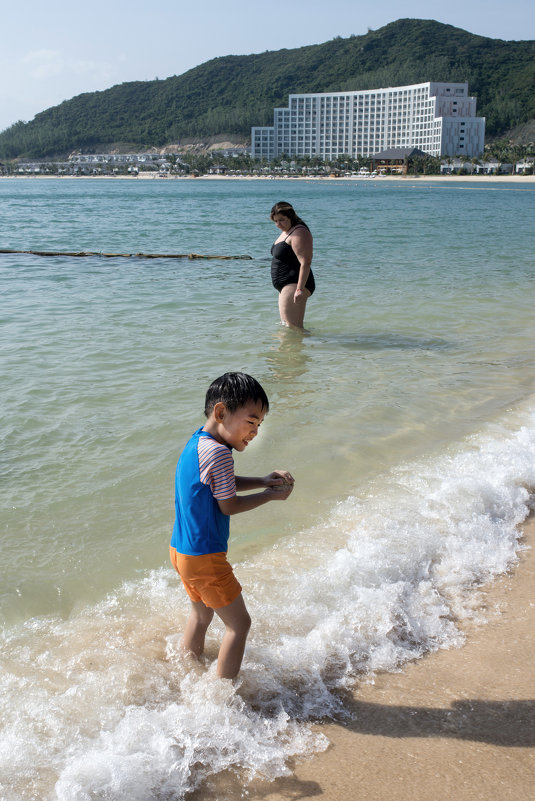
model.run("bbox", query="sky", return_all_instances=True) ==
[1,0,534,133]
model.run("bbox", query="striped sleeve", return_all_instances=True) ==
[198,437,236,500]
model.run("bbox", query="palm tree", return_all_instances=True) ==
[470,157,480,175]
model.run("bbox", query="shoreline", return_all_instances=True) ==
[1,173,535,184]
[244,515,535,801]
[196,515,535,801]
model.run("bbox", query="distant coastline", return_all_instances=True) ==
[2,173,535,183]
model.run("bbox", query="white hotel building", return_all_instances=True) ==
[251,81,485,161]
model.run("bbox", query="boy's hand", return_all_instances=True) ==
[263,470,294,499]
[263,470,294,488]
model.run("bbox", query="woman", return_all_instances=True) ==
[270,201,315,330]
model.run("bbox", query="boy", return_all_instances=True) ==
[170,372,294,679]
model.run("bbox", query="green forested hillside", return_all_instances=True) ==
[1,18,534,159]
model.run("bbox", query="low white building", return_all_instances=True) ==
[440,158,515,175]
[252,81,485,161]
[68,153,162,165]
[515,158,534,173]
[477,159,513,174]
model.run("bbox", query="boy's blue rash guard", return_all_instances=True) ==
[171,428,234,556]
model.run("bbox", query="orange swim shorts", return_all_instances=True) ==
[169,546,242,609]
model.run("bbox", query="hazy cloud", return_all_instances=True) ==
[20,49,113,82]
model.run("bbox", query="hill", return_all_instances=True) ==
[1,18,534,160]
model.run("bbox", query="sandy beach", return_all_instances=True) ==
[195,516,535,801]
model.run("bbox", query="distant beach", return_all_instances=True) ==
[200,173,535,182]
[1,173,535,183]
[189,174,535,183]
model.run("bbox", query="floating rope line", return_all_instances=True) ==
[0,249,252,260]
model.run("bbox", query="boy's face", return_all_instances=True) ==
[210,400,266,451]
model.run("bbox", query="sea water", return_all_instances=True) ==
[1,177,534,800]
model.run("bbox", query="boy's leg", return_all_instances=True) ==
[214,594,251,679]
[183,600,214,658]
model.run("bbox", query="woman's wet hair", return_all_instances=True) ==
[204,372,269,417]
[270,201,309,229]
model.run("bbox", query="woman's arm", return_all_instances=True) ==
[289,227,313,300]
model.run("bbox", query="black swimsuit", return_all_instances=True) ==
[271,227,315,295]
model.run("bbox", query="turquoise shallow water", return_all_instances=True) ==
[1,177,535,800]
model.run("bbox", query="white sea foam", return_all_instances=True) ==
[1,407,534,801]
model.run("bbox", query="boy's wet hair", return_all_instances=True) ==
[204,372,269,417]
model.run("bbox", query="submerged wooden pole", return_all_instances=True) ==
[0,249,252,260]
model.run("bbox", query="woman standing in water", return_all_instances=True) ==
[270,201,315,330]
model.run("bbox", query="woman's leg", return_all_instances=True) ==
[215,594,251,679]
[182,600,214,657]
[278,284,311,329]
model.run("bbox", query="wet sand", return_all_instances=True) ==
[240,515,535,801]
